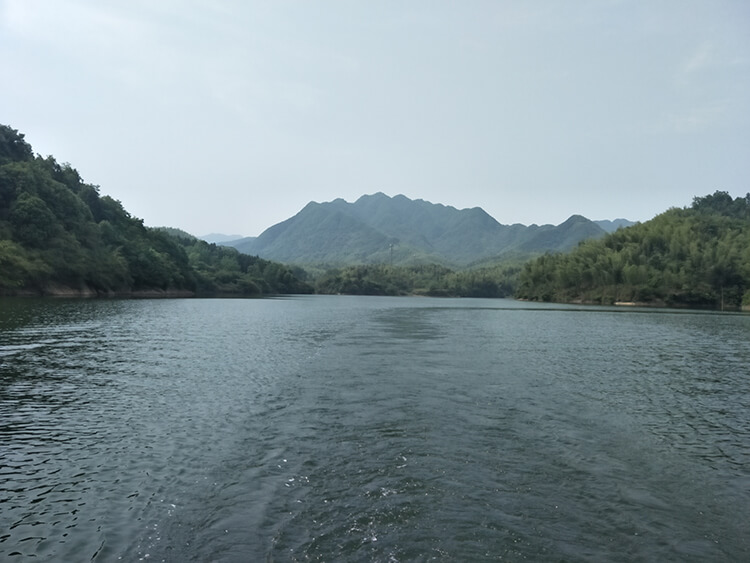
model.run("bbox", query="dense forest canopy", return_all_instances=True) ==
[517,191,750,309]
[314,262,521,298]
[0,124,311,296]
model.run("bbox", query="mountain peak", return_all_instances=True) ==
[560,214,592,225]
[594,218,636,233]
[228,194,612,266]
[355,192,391,203]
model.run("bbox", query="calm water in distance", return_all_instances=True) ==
[1,295,748,562]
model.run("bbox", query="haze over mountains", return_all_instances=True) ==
[200,233,245,244]
[217,193,633,267]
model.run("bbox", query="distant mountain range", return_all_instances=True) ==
[593,218,634,232]
[199,233,245,244]
[219,193,633,267]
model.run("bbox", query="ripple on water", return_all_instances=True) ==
[1,297,749,561]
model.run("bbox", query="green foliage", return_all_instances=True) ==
[0,123,310,297]
[692,191,750,220]
[517,191,750,310]
[155,226,197,241]
[177,237,313,295]
[0,240,51,288]
[314,262,521,298]
[9,192,60,247]
[0,125,34,164]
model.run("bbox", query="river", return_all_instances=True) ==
[1,296,748,561]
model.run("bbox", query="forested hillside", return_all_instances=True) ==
[156,228,311,295]
[517,191,750,310]
[230,192,610,267]
[0,125,310,296]
[314,262,521,297]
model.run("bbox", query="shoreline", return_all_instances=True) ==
[1,285,197,299]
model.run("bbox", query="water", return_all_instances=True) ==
[1,296,748,562]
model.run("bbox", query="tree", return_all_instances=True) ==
[9,192,60,247]
[517,194,750,309]
[0,125,34,164]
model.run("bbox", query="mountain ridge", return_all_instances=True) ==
[229,192,630,267]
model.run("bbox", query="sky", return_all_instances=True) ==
[1,1,749,237]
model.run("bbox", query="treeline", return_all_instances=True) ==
[6,125,746,308]
[516,191,750,309]
[0,124,310,296]
[314,262,521,297]
[158,228,312,295]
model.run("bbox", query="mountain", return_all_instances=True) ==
[199,233,246,244]
[595,218,635,233]
[513,214,608,254]
[231,193,610,267]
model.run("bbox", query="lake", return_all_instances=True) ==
[1,296,748,561]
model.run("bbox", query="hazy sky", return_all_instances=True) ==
[2,1,749,236]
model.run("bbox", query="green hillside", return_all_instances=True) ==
[517,191,750,310]
[232,192,609,267]
[0,124,311,297]
[314,261,522,298]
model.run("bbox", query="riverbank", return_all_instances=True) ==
[1,283,196,298]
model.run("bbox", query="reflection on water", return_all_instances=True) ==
[1,296,748,561]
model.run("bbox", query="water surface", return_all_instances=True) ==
[1,296,748,561]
